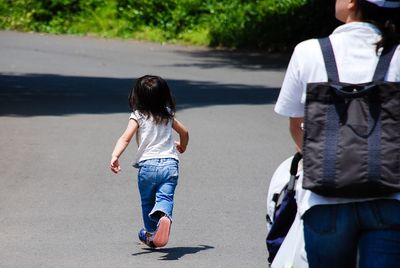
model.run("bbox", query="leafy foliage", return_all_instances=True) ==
[0,0,339,50]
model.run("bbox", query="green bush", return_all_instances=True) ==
[206,0,339,50]
[0,0,339,51]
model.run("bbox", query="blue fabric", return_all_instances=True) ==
[318,38,340,82]
[368,101,381,181]
[372,45,398,81]
[267,152,302,264]
[322,104,339,186]
[303,199,400,268]
[137,158,179,232]
[266,190,297,264]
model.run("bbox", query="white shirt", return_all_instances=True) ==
[275,22,400,117]
[130,111,178,165]
[274,22,400,215]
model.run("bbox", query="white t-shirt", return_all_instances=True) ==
[275,22,400,117]
[274,22,400,215]
[130,111,178,165]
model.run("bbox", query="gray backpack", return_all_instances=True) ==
[302,38,400,197]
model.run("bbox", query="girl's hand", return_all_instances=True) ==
[175,141,186,154]
[110,156,121,174]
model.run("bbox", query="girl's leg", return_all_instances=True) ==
[149,159,179,247]
[138,164,158,232]
[149,160,179,222]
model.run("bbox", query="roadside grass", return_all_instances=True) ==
[0,0,337,50]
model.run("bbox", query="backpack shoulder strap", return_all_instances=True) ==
[318,37,340,82]
[373,45,398,81]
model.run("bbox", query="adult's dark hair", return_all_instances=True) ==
[357,0,400,52]
[128,75,176,124]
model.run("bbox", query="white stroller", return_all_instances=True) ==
[266,153,308,268]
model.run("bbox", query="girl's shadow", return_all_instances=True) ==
[132,244,214,260]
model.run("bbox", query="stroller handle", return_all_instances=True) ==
[287,152,303,192]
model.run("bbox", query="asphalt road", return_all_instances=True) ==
[0,31,294,268]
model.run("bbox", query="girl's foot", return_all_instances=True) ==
[152,215,171,247]
[138,228,155,248]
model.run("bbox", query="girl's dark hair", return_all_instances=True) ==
[128,75,176,124]
[357,0,400,52]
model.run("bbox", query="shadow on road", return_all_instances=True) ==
[131,244,214,260]
[169,50,290,70]
[0,73,279,116]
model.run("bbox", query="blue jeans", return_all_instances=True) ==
[303,199,400,268]
[137,158,179,232]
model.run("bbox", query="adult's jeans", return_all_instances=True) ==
[303,199,400,268]
[137,158,179,232]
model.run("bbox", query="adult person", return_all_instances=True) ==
[274,0,400,267]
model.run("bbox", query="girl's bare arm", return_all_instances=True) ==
[172,118,189,154]
[110,119,139,173]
